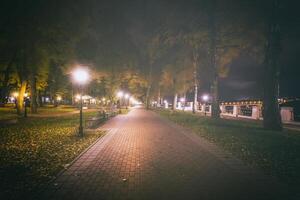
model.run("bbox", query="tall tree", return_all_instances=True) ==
[262,0,282,130]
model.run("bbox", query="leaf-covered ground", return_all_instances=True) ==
[156,109,300,189]
[0,112,104,199]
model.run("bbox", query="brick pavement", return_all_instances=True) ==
[41,108,291,200]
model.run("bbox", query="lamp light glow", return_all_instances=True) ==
[72,68,89,84]
[12,92,19,98]
[202,94,209,101]
[117,91,124,98]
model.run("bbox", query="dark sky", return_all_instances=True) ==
[220,35,300,100]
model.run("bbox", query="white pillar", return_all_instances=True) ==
[233,105,238,117]
[201,104,205,113]
[177,102,182,110]
[281,107,294,122]
[252,106,260,119]
[164,102,168,109]
[220,105,225,114]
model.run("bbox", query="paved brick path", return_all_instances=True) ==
[42,108,290,200]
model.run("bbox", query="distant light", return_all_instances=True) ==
[91,98,96,103]
[202,94,209,101]
[124,93,130,99]
[102,97,106,101]
[180,97,185,102]
[75,94,81,100]
[72,68,89,84]
[164,100,168,104]
[56,96,62,101]
[24,93,29,97]
[117,91,124,98]
[12,92,19,98]
[82,95,91,100]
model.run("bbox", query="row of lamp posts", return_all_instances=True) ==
[72,67,139,137]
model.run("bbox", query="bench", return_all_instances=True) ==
[85,110,118,129]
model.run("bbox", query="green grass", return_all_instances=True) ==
[0,111,104,199]
[0,107,17,120]
[156,109,300,187]
[0,105,77,121]
[36,105,77,114]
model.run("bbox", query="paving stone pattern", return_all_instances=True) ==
[42,108,290,200]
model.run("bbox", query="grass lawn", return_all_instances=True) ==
[0,111,104,199]
[0,107,17,120]
[156,109,300,188]
[0,105,78,121]
[36,105,77,115]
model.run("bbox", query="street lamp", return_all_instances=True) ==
[117,91,124,98]
[72,67,90,137]
[124,93,130,109]
[24,93,29,118]
[116,90,124,113]
[202,94,209,116]
[56,96,62,101]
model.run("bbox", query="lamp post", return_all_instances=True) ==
[12,92,18,109]
[202,94,209,116]
[24,93,29,118]
[117,91,124,113]
[124,93,129,109]
[72,68,89,137]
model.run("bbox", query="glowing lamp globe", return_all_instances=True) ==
[202,95,209,101]
[72,68,89,84]
[12,92,19,98]
[117,91,124,98]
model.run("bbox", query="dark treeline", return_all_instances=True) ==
[0,0,299,130]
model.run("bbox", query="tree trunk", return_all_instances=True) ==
[30,75,38,113]
[193,85,198,114]
[172,93,178,110]
[157,87,161,106]
[211,77,220,118]
[145,85,151,109]
[262,0,282,131]
[209,0,220,119]
[37,90,43,107]
[17,81,27,115]
[145,62,153,110]
[192,59,198,114]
